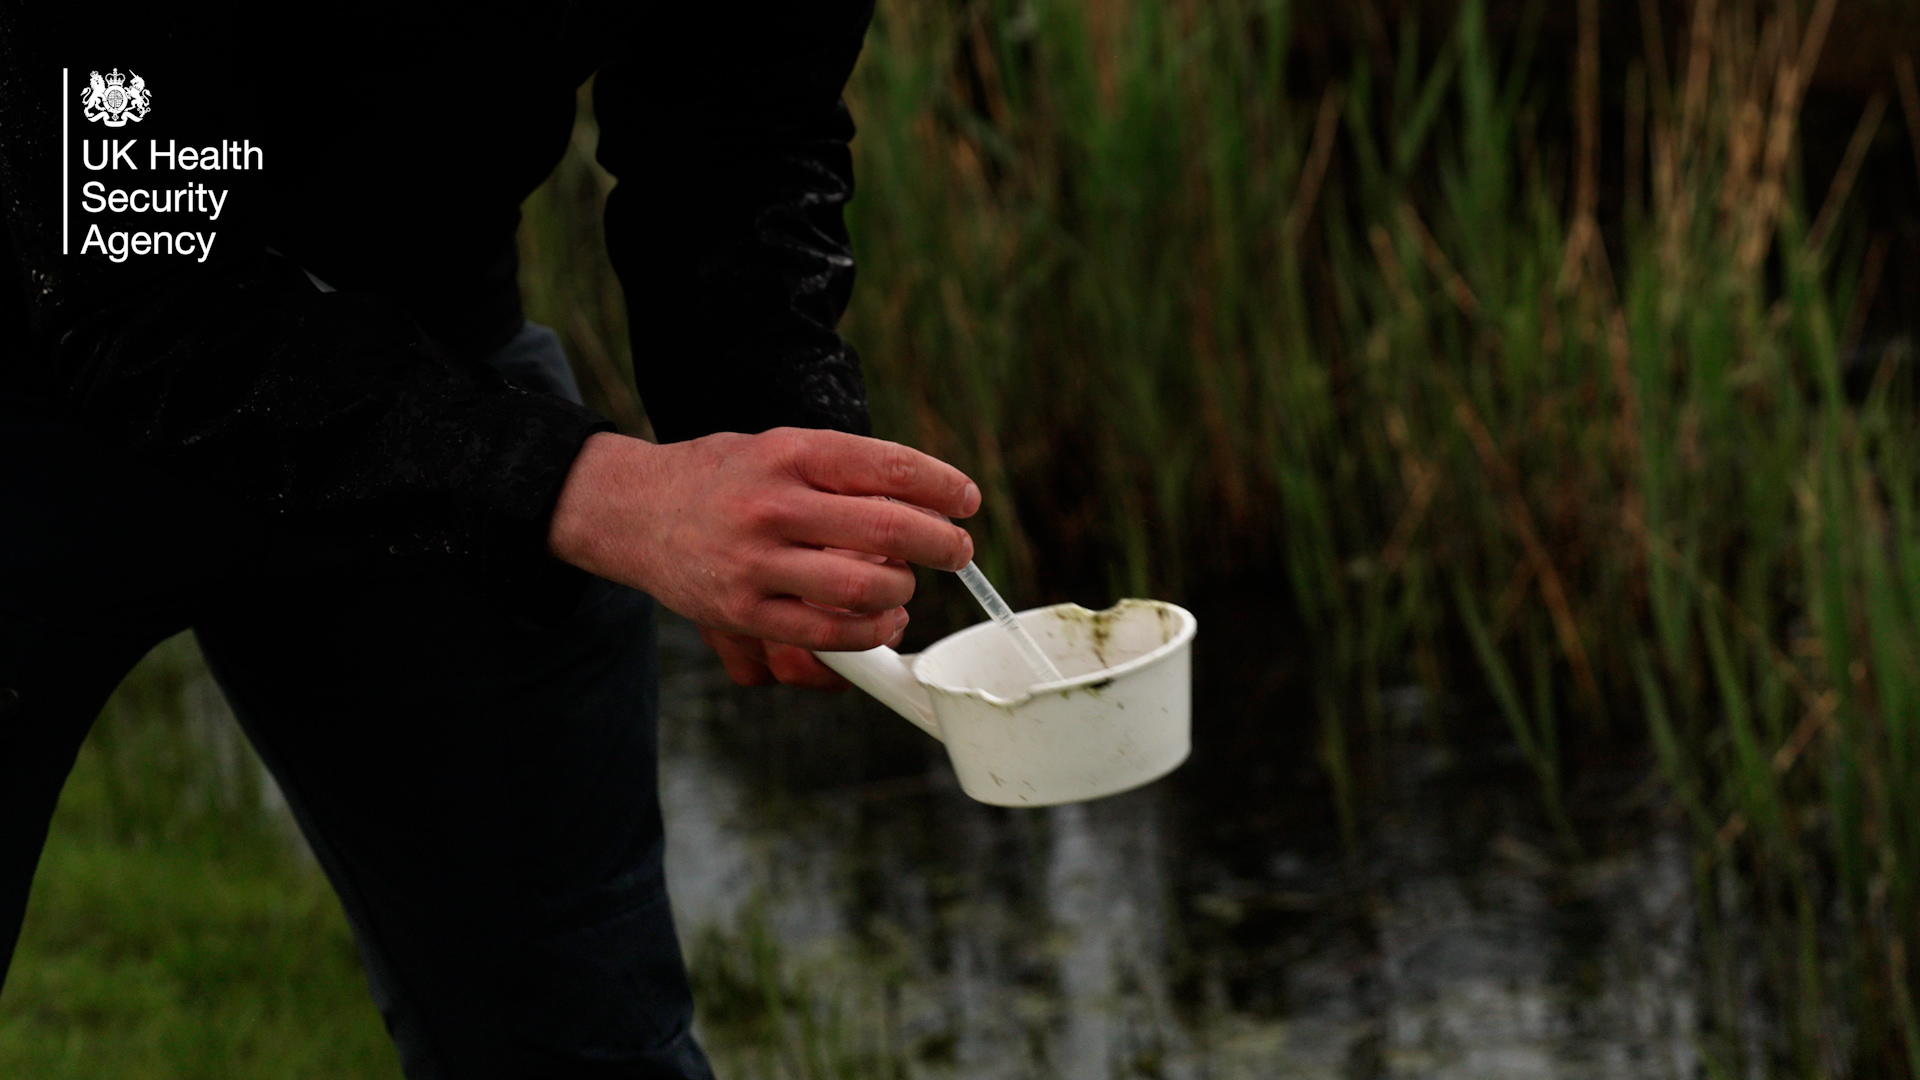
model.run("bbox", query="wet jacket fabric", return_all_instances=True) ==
[0,1,876,613]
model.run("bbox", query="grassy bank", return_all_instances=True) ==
[0,636,402,1078]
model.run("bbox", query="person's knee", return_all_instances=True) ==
[507,889,711,1076]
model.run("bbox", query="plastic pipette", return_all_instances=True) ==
[879,496,1065,683]
[956,561,1065,684]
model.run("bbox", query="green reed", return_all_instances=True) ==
[687,906,907,1080]
[834,0,1920,1072]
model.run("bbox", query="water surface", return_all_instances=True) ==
[654,611,1699,1078]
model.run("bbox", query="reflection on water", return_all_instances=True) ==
[656,611,1698,1078]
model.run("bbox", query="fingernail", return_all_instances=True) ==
[961,483,980,514]
[893,608,910,628]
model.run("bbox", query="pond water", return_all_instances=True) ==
[653,608,1701,1079]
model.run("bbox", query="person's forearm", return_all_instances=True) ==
[37,252,610,606]
[593,1,876,444]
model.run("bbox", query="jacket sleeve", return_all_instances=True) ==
[0,6,611,610]
[592,1,876,444]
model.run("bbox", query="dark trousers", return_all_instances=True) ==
[0,378,713,1077]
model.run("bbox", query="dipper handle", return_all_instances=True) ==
[814,646,942,741]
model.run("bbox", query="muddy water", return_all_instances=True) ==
[655,611,1699,1079]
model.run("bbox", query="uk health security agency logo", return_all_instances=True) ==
[81,69,150,127]
[63,65,262,262]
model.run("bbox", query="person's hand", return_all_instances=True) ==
[696,628,870,691]
[547,428,979,684]
[696,547,904,690]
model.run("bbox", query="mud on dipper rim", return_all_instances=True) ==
[914,599,1198,709]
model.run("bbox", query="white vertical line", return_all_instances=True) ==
[62,67,68,255]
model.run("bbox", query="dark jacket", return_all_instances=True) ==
[0,1,875,610]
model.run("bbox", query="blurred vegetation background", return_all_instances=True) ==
[843,0,1920,1071]
[10,0,1920,1074]
[544,0,1920,1072]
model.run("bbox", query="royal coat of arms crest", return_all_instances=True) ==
[82,70,150,127]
